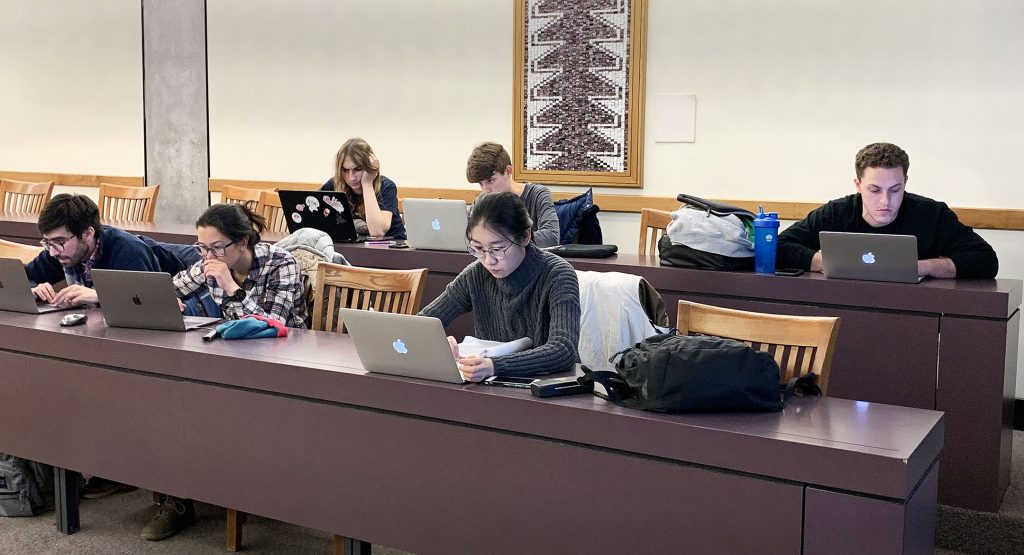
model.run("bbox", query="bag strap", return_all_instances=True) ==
[782,372,821,404]
[580,365,632,403]
[677,194,756,221]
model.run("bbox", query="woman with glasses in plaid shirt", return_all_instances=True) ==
[172,203,308,329]
[148,203,308,540]
[419,191,580,383]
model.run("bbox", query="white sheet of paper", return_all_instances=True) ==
[652,93,697,143]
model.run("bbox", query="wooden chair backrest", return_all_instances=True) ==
[220,185,265,210]
[676,300,841,394]
[98,183,159,222]
[312,262,428,333]
[638,208,672,256]
[258,190,289,234]
[0,238,43,264]
[0,179,54,214]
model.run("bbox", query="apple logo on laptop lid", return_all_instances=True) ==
[392,339,408,354]
[861,252,876,264]
[431,218,441,231]
[132,294,143,306]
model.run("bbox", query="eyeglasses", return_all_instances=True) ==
[468,241,518,261]
[40,236,74,252]
[193,240,236,257]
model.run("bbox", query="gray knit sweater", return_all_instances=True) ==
[419,244,581,376]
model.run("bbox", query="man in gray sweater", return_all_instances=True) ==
[466,142,561,248]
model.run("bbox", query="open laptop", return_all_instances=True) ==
[819,231,924,284]
[91,269,222,331]
[0,257,87,314]
[339,308,466,384]
[402,198,469,252]
[278,190,370,243]
[0,259,87,315]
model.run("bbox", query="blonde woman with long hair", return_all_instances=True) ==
[320,138,406,239]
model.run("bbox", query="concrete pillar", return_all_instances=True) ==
[142,0,208,224]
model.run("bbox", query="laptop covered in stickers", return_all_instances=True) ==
[278,190,388,243]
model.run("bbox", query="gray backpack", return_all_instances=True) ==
[0,454,54,517]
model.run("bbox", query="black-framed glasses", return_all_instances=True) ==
[40,236,74,252]
[194,240,236,257]
[467,241,518,261]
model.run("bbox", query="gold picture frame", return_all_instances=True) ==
[513,0,648,188]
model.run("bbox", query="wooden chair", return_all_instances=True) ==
[0,179,54,214]
[676,300,840,394]
[257,190,289,233]
[638,208,672,256]
[225,262,427,552]
[220,185,265,210]
[98,183,160,223]
[311,262,428,333]
[0,238,42,263]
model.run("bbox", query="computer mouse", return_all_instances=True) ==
[60,313,88,327]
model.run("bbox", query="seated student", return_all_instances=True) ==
[466,142,561,248]
[173,203,308,328]
[142,203,308,541]
[26,194,165,305]
[419,191,580,381]
[319,137,407,239]
[777,142,999,279]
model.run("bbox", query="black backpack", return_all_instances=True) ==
[582,333,818,413]
[0,454,54,517]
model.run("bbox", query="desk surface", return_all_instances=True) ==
[1,213,1017,318]
[0,306,942,501]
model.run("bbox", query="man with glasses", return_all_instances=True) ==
[25,194,166,306]
[21,193,200,500]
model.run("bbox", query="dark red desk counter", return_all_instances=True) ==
[0,307,941,553]
[0,215,1016,511]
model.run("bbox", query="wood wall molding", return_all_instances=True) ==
[0,171,143,187]
[5,172,1022,231]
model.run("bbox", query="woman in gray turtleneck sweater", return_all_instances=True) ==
[420,191,581,382]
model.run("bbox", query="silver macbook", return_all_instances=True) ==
[403,198,469,252]
[91,269,222,331]
[0,257,85,314]
[819,232,924,284]
[339,308,466,384]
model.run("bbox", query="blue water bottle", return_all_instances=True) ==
[753,206,780,274]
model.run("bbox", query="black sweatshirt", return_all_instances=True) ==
[777,193,999,279]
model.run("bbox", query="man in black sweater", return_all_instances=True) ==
[777,142,998,279]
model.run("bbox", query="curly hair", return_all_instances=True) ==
[855,143,909,179]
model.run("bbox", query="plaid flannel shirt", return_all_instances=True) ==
[172,242,307,328]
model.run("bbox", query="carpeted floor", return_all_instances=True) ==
[0,490,410,555]
[3,431,1022,554]
[935,430,1024,554]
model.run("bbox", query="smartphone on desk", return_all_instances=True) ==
[482,376,538,389]
[775,268,805,277]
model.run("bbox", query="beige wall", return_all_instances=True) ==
[0,0,142,175]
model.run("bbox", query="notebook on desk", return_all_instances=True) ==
[91,269,222,331]
[819,231,924,284]
[402,198,469,252]
[0,257,86,314]
[278,190,389,243]
[339,308,467,384]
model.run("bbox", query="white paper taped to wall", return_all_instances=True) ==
[652,93,697,143]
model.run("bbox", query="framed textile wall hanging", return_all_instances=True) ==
[513,0,648,188]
